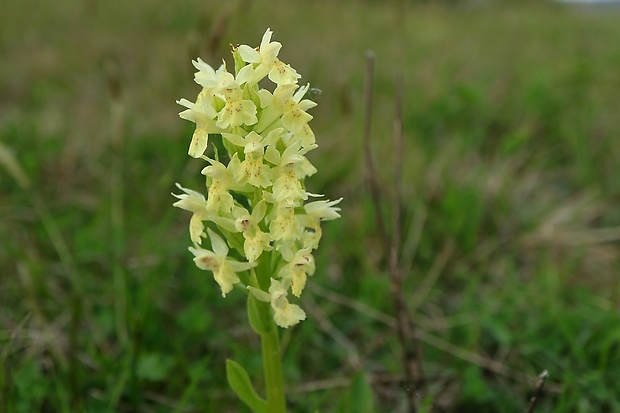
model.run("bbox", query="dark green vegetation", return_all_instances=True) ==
[2,0,620,411]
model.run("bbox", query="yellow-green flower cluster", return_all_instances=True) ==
[174,29,341,328]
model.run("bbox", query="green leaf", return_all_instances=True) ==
[341,372,375,413]
[226,359,268,413]
[136,352,175,382]
[247,292,269,335]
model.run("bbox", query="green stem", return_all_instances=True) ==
[250,267,286,413]
[260,323,286,413]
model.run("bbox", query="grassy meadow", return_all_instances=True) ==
[2,0,620,411]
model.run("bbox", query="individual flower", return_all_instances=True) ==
[268,60,301,87]
[280,84,317,135]
[201,154,245,214]
[269,204,302,242]
[269,278,306,327]
[237,28,300,86]
[192,58,231,91]
[172,183,209,245]
[192,58,253,93]
[222,129,281,188]
[176,91,224,158]
[233,201,272,262]
[216,86,258,129]
[189,229,254,296]
[277,246,315,297]
[298,198,342,249]
[247,278,306,328]
[265,140,317,205]
[255,84,317,145]
[180,59,257,140]
[304,198,343,221]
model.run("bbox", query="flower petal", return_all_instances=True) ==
[207,228,229,257]
[237,45,261,63]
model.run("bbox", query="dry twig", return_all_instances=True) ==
[389,72,424,412]
[527,370,549,413]
[362,52,424,413]
[363,51,388,249]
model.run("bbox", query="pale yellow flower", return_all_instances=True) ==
[304,198,343,221]
[294,124,316,149]
[237,29,300,86]
[272,166,304,205]
[172,183,209,245]
[268,60,300,86]
[193,58,240,91]
[188,58,257,129]
[189,229,254,297]
[237,28,281,83]
[247,278,306,328]
[269,205,302,242]
[222,129,281,188]
[281,84,317,134]
[201,155,246,214]
[265,141,317,205]
[255,84,316,142]
[277,247,315,297]
[233,201,272,262]
[216,87,258,129]
[177,91,224,158]
[269,278,306,328]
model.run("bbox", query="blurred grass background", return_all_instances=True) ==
[2,0,620,411]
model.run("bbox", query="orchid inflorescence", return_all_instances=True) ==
[174,29,341,328]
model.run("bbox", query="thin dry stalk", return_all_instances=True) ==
[362,55,424,412]
[391,71,404,257]
[312,281,564,395]
[388,72,424,412]
[409,241,454,312]
[0,312,32,412]
[527,370,549,413]
[362,51,388,250]
[303,295,362,370]
[206,8,231,56]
